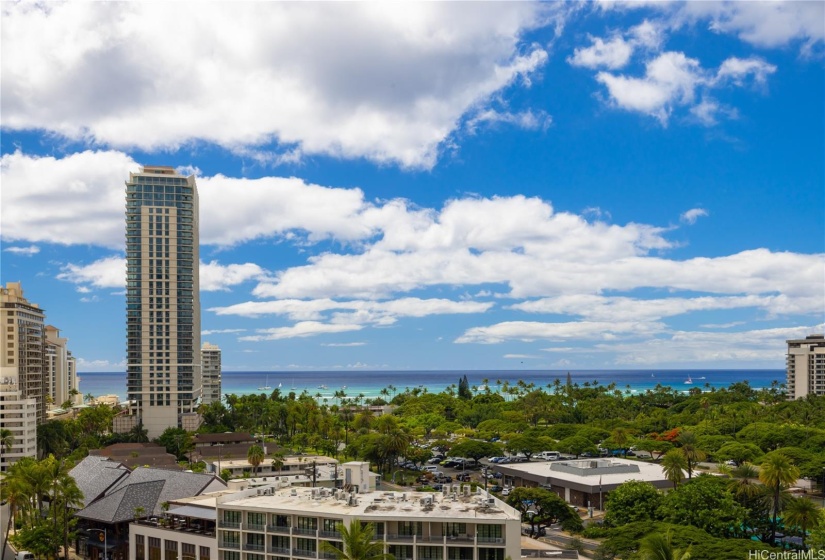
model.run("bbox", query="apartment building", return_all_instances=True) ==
[787,334,825,399]
[45,324,80,409]
[202,342,222,406]
[0,374,37,472]
[1,281,46,424]
[129,462,521,560]
[125,166,201,438]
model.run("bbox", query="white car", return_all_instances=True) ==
[501,487,512,496]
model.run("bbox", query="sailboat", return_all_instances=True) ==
[258,375,272,391]
[684,374,693,385]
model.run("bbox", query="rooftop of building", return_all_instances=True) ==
[496,458,671,486]
[74,463,227,523]
[219,485,520,521]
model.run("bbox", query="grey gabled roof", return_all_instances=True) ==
[69,456,130,507]
[76,480,164,523]
[73,463,227,523]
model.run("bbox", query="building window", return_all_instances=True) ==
[445,523,466,538]
[296,538,316,554]
[389,545,412,560]
[398,521,422,537]
[296,516,317,533]
[222,553,239,560]
[181,544,196,560]
[322,519,342,534]
[165,539,178,560]
[418,547,442,560]
[447,548,473,560]
[199,548,210,560]
[477,525,502,540]
[148,538,161,560]
[135,535,146,560]
[247,512,265,529]
[478,550,504,560]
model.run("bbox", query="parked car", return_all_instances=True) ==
[435,475,453,483]
[456,473,472,482]
[725,460,738,466]
[490,485,503,493]
[501,487,512,496]
[488,457,506,463]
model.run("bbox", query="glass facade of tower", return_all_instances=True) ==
[126,166,201,435]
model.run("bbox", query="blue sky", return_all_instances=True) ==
[1,1,823,372]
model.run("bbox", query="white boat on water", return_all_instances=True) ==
[685,375,693,385]
[259,375,272,391]
[318,384,328,390]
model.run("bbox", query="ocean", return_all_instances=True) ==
[78,369,785,402]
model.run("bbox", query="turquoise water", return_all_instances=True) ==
[79,369,784,401]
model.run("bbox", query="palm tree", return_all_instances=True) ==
[783,496,825,550]
[676,431,706,479]
[724,463,762,500]
[759,453,800,545]
[1,462,30,560]
[319,520,394,560]
[661,450,687,488]
[638,530,691,560]
[0,428,14,455]
[271,452,285,474]
[248,444,265,475]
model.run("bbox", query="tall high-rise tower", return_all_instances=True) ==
[126,166,201,438]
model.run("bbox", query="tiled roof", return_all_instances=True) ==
[69,456,130,507]
[73,463,227,523]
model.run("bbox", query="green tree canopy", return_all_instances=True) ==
[505,487,582,536]
[604,480,662,527]
[658,475,747,538]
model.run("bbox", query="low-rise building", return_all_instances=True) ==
[130,462,521,560]
[212,455,339,481]
[492,458,675,509]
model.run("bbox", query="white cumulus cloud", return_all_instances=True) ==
[680,208,708,224]
[1,2,561,169]
[240,322,363,342]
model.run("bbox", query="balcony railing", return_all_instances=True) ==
[218,542,239,550]
[243,543,265,551]
[269,547,291,555]
[386,534,415,542]
[446,535,474,542]
[219,521,241,529]
[246,523,266,532]
[292,549,317,558]
[293,527,317,536]
[319,531,341,539]
[477,537,505,544]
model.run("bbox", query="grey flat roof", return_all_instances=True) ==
[167,505,217,521]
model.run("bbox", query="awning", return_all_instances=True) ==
[167,505,217,521]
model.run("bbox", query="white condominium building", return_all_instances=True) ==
[787,334,825,398]
[45,325,80,409]
[129,462,521,560]
[0,376,37,473]
[202,342,222,406]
